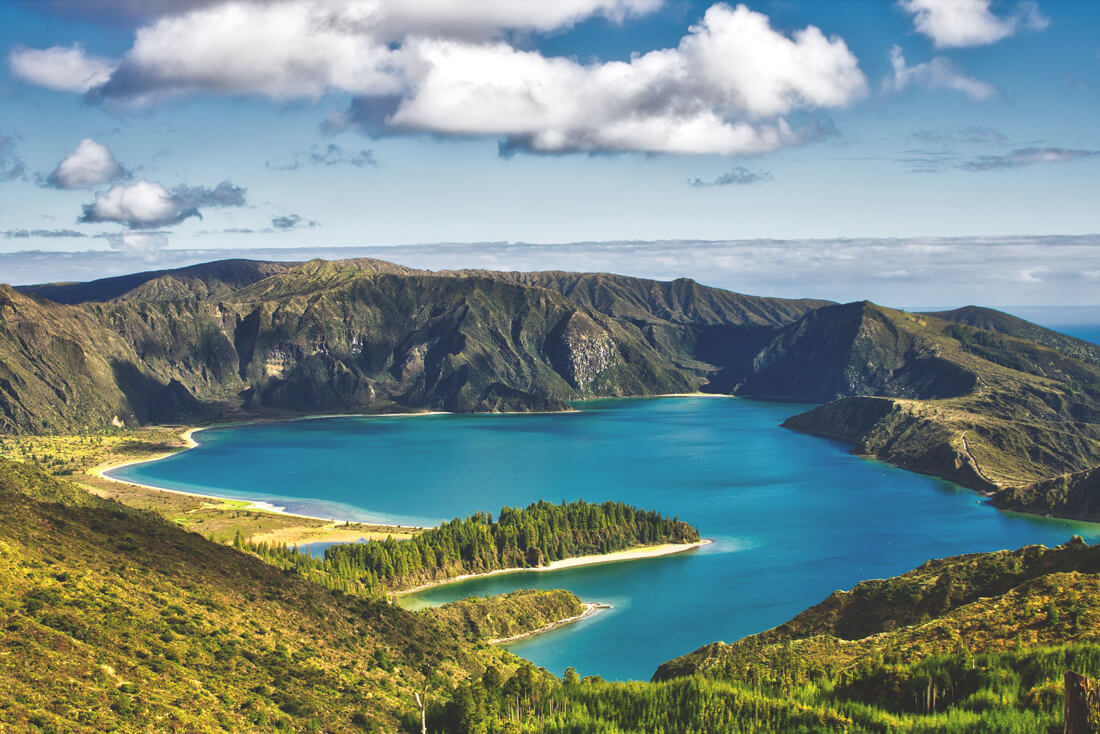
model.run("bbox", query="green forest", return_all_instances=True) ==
[245,499,700,595]
[420,643,1100,733]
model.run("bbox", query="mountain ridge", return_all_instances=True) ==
[6,257,1100,521]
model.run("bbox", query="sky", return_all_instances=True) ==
[0,0,1098,306]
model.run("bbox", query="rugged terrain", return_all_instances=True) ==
[5,257,1100,520]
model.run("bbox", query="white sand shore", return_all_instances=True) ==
[398,539,713,596]
[90,416,443,528]
[487,602,612,645]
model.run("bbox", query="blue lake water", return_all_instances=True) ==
[110,397,1100,681]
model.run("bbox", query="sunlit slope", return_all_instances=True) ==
[0,457,561,731]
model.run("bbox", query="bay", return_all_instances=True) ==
[110,397,1100,681]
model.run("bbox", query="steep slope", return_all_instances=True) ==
[474,270,829,327]
[769,304,1100,510]
[0,286,203,432]
[8,257,1100,522]
[991,466,1100,521]
[721,302,978,401]
[0,458,534,731]
[3,260,714,430]
[4,258,835,432]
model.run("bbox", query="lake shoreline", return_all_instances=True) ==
[92,416,450,530]
[397,539,713,599]
[488,602,613,645]
[88,398,728,531]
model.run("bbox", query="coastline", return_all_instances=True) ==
[397,539,712,598]
[90,414,448,529]
[487,602,612,645]
[84,398,720,532]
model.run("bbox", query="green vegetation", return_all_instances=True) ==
[0,457,574,732]
[417,643,1100,732]
[248,499,699,594]
[413,539,1100,733]
[6,452,1100,731]
[0,426,420,547]
[429,590,588,643]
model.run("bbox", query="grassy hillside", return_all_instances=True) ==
[774,304,1100,516]
[5,451,1100,732]
[927,305,1100,365]
[0,458,569,732]
[411,539,1100,732]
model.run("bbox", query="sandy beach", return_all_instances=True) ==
[398,539,713,596]
[89,416,443,530]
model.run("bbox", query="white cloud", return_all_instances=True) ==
[898,0,1049,48]
[80,0,662,102]
[371,0,661,38]
[12,1,866,156]
[81,180,185,228]
[47,139,127,189]
[79,179,247,228]
[8,44,117,92]
[887,45,996,101]
[98,1,402,102]
[390,4,867,154]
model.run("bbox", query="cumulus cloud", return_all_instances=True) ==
[46,138,128,189]
[14,2,868,156]
[387,5,867,155]
[688,166,772,187]
[887,46,996,100]
[8,44,117,92]
[271,214,319,230]
[898,0,1049,48]
[0,135,26,182]
[959,147,1100,171]
[79,0,659,103]
[79,179,247,228]
[268,143,376,170]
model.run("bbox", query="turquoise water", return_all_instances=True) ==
[111,398,1100,681]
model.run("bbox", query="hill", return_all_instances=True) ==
[6,257,1100,521]
[0,457,616,731]
[5,450,1100,731]
[927,305,1100,366]
[1,259,825,432]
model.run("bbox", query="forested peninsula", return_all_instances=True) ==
[245,499,701,595]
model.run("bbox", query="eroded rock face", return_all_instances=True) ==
[549,311,619,392]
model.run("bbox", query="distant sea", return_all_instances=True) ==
[110,398,1100,680]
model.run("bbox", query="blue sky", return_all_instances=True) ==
[0,0,1098,305]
